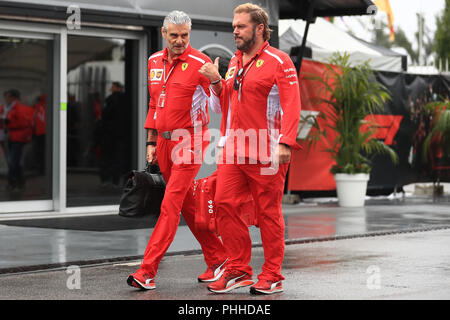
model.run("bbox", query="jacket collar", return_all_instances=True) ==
[163,44,192,63]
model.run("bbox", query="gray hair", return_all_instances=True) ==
[163,10,192,31]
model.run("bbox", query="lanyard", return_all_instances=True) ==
[162,60,178,93]
[237,59,256,102]
[239,43,269,76]
[158,60,178,108]
[241,59,256,79]
[237,43,269,101]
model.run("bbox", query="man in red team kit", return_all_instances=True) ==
[0,89,34,191]
[127,10,227,290]
[199,3,301,294]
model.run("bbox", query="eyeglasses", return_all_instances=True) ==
[233,68,244,91]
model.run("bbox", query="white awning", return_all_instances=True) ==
[279,18,405,72]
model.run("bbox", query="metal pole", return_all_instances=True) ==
[296,0,316,73]
[287,0,315,199]
[418,13,422,65]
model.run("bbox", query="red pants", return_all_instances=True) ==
[141,130,227,277]
[215,162,288,282]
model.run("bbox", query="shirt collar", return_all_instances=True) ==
[163,44,192,63]
[6,101,16,110]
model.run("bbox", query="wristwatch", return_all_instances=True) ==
[146,141,156,146]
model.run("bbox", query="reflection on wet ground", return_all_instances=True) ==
[283,196,450,242]
[0,195,449,272]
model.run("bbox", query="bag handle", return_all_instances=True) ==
[145,162,161,174]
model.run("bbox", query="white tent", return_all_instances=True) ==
[279,18,405,72]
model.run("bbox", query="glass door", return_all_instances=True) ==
[0,23,147,213]
[0,29,55,213]
[66,32,143,207]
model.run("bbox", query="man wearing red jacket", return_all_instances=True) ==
[127,10,227,290]
[32,93,47,175]
[0,89,33,191]
[199,3,301,294]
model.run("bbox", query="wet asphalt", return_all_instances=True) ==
[1,228,450,301]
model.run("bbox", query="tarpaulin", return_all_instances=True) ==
[288,60,337,191]
[288,59,450,192]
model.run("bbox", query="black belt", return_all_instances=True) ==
[159,126,205,140]
[161,131,172,139]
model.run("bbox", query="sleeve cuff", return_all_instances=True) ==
[217,136,228,147]
[279,135,302,150]
[208,87,222,114]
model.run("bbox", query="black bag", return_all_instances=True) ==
[118,163,166,218]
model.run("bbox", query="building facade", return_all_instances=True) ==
[0,0,279,214]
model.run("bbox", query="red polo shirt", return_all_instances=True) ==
[144,45,212,132]
[1,101,34,143]
[211,41,301,163]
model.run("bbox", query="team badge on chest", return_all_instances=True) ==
[182,63,189,71]
[256,59,264,68]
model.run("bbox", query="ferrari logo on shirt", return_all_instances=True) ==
[225,66,236,80]
[150,69,163,81]
[182,63,189,71]
[256,59,264,68]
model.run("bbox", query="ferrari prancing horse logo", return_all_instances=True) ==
[256,59,264,67]
[182,63,189,71]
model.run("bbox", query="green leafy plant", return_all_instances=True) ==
[302,52,399,174]
[422,100,450,162]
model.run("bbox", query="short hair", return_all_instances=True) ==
[112,81,123,89]
[163,10,192,31]
[5,89,20,99]
[234,3,272,41]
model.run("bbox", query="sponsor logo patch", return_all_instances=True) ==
[150,69,163,81]
[225,66,236,80]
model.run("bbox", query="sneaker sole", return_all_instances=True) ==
[249,286,283,295]
[198,268,226,283]
[127,275,156,290]
[208,280,254,294]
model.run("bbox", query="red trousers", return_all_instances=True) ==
[140,130,227,277]
[215,162,288,282]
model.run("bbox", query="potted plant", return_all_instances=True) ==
[302,52,399,207]
[422,99,450,195]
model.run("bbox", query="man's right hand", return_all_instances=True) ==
[199,57,221,86]
[146,145,157,164]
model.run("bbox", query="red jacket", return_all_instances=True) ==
[144,45,211,132]
[211,41,301,163]
[2,101,34,143]
[33,94,47,136]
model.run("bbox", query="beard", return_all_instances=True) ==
[235,26,256,52]
[168,43,187,56]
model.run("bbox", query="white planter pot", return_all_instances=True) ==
[334,173,370,207]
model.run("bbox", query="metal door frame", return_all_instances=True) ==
[0,20,147,215]
[63,26,147,214]
[0,21,58,214]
